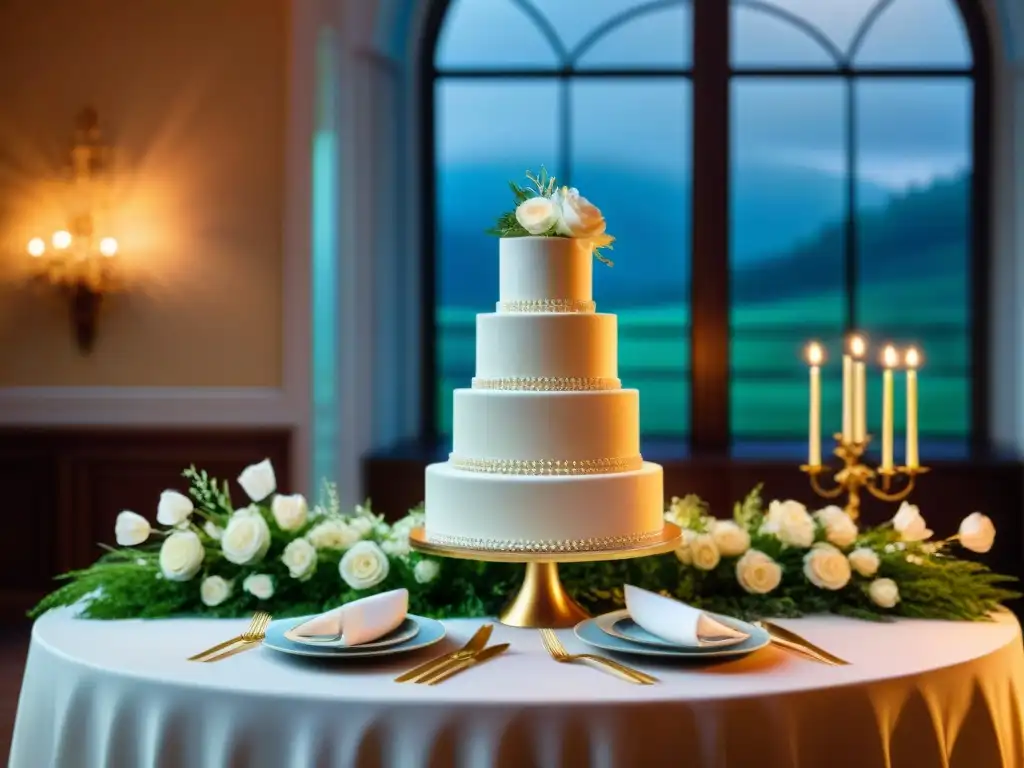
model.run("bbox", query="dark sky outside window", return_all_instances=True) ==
[433,0,975,449]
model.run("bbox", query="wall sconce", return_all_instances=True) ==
[26,108,120,353]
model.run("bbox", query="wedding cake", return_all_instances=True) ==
[424,172,665,552]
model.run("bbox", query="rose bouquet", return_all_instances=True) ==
[487,168,616,265]
[31,461,1017,622]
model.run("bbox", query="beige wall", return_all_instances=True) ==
[0,0,285,387]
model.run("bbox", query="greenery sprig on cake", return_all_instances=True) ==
[487,168,616,266]
[30,459,1016,622]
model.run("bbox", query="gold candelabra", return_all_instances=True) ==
[801,433,929,521]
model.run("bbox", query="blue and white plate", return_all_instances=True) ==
[264,614,445,659]
[283,617,420,649]
[575,609,770,659]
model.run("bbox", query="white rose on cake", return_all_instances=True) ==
[271,493,308,532]
[339,541,390,590]
[848,547,880,577]
[959,512,996,553]
[762,500,815,548]
[221,506,271,565]
[815,505,858,548]
[159,530,204,581]
[200,575,232,607]
[243,573,275,600]
[514,196,560,234]
[115,510,151,546]
[237,458,276,502]
[735,549,783,594]
[803,543,852,590]
[156,490,194,527]
[281,538,317,581]
[711,520,751,557]
[892,502,932,542]
[552,186,607,240]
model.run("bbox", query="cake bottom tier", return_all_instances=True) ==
[424,461,664,553]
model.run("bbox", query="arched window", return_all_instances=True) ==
[423,0,989,455]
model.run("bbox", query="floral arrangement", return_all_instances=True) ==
[30,459,1017,622]
[487,168,615,265]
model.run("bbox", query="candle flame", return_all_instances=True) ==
[905,347,921,369]
[882,344,898,368]
[849,335,866,357]
[806,342,823,366]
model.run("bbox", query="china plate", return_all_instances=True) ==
[283,617,420,649]
[575,610,770,659]
[599,613,746,650]
[264,614,445,659]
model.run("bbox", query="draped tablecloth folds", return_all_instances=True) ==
[10,610,1024,768]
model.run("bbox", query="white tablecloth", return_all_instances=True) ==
[10,610,1024,768]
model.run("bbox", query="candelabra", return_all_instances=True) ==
[801,434,929,521]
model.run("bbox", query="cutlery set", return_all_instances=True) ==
[188,612,848,682]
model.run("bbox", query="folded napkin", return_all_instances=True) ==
[292,588,409,646]
[624,585,749,648]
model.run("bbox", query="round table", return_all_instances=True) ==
[11,610,1024,768]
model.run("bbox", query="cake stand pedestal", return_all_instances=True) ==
[408,524,682,628]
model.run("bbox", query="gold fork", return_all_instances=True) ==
[539,628,656,685]
[188,611,272,662]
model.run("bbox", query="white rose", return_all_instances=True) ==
[735,549,783,595]
[868,578,900,609]
[271,493,308,532]
[892,501,933,542]
[339,541,390,590]
[762,499,815,548]
[221,506,271,565]
[237,458,276,502]
[552,186,607,239]
[815,506,858,549]
[200,575,232,607]
[281,538,317,580]
[307,519,362,550]
[413,559,441,584]
[711,520,751,557]
[243,573,275,600]
[514,196,560,235]
[803,543,852,590]
[848,547,880,577]
[690,534,721,571]
[674,529,696,565]
[203,521,223,541]
[959,512,996,554]
[381,537,411,558]
[350,516,375,537]
[115,510,151,546]
[156,490,194,527]
[159,530,204,581]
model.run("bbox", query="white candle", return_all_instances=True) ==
[807,342,823,466]
[841,354,852,442]
[905,347,920,469]
[850,335,866,443]
[881,345,897,471]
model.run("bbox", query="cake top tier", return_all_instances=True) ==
[498,237,596,312]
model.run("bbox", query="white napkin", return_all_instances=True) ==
[291,588,409,646]
[624,584,749,648]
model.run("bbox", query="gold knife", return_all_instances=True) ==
[756,620,850,666]
[394,624,493,683]
[422,643,510,685]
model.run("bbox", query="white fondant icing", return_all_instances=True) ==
[424,461,665,545]
[475,312,618,380]
[498,237,593,305]
[451,389,640,462]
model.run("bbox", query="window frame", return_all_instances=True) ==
[418,0,993,454]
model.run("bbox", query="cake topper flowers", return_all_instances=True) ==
[488,168,615,266]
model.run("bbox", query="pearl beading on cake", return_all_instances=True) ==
[425,529,663,553]
[449,454,643,475]
[471,376,621,392]
[498,299,596,313]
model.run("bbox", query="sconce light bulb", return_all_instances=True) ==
[27,238,45,257]
[52,230,72,250]
[99,237,118,257]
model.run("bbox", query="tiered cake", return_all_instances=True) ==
[424,236,665,552]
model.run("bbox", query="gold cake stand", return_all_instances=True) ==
[409,523,682,628]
